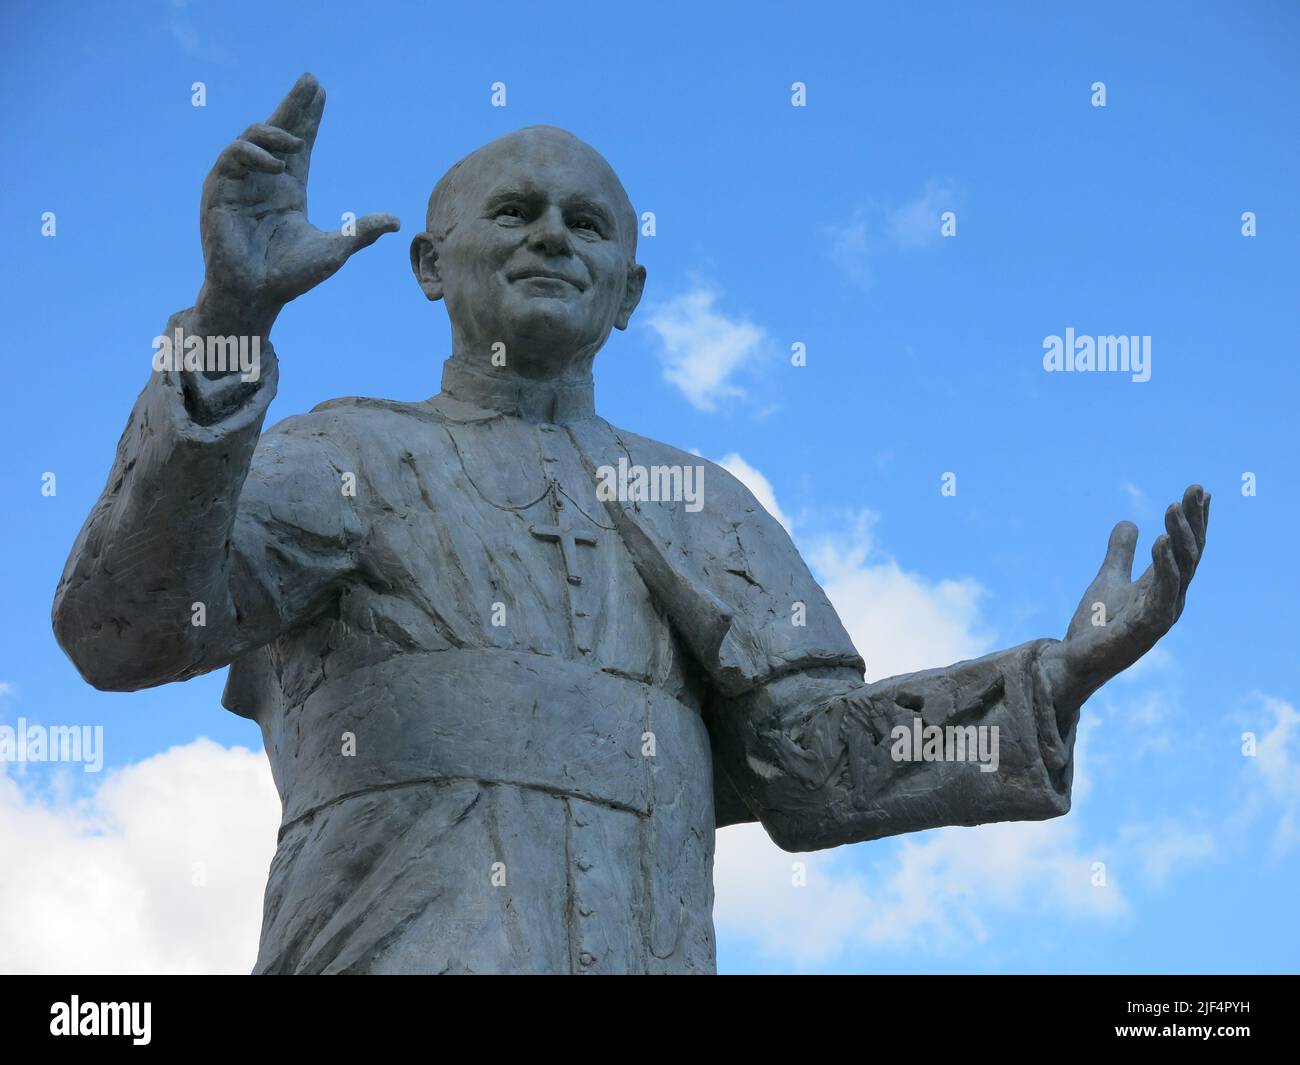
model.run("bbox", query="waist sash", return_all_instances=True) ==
[263,648,713,829]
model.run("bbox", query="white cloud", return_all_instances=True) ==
[715,806,1126,968]
[1116,821,1216,889]
[807,511,991,679]
[0,739,279,974]
[643,286,769,412]
[828,208,872,288]
[0,682,15,697]
[858,814,1126,946]
[169,0,200,55]
[1120,479,1159,522]
[888,180,956,251]
[1247,695,1300,854]
[829,182,957,288]
[712,824,872,965]
[1096,686,1177,756]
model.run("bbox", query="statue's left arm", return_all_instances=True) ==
[705,486,1209,851]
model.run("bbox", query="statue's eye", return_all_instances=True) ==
[573,217,601,236]
[496,206,526,223]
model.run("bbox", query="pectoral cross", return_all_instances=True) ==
[530,503,598,585]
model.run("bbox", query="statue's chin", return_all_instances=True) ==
[494,305,604,374]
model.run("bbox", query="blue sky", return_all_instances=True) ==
[1,0,1297,974]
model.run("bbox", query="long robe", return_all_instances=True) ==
[52,310,1079,974]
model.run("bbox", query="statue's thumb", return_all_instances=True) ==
[1099,520,1139,582]
[349,213,401,252]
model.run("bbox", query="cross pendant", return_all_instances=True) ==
[530,505,598,585]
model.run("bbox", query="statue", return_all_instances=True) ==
[52,74,1209,974]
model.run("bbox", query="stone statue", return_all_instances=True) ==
[52,74,1209,974]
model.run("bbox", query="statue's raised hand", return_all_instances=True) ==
[195,73,399,336]
[1043,484,1209,716]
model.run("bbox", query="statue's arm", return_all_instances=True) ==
[706,483,1208,852]
[52,74,395,692]
[706,641,1078,851]
[52,309,364,691]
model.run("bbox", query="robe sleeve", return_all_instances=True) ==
[706,642,1077,851]
[52,308,364,692]
[591,427,1079,847]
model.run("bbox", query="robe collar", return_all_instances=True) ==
[438,357,596,424]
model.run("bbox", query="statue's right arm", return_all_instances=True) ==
[51,310,363,691]
[50,74,397,691]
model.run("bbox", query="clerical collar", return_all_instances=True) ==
[438,357,597,424]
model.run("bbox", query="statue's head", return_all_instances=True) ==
[410,126,646,380]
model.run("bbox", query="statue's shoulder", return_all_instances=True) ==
[308,394,444,421]
[268,394,454,434]
[311,392,507,425]
[596,420,696,465]
[259,396,455,460]
[596,420,755,503]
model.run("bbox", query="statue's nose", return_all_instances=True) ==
[527,205,573,256]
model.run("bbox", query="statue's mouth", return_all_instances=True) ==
[507,268,586,292]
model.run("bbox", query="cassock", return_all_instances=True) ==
[53,309,1080,974]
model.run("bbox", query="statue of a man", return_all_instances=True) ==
[52,74,1208,974]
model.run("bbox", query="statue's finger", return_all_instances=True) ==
[1165,503,1198,576]
[1146,533,1180,628]
[1100,520,1138,582]
[241,123,305,156]
[296,85,326,151]
[282,84,326,182]
[216,139,286,178]
[1166,503,1198,615]
[265,73,320,137]
[1182,484,1207,550]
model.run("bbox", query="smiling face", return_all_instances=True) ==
[411,127,646,380]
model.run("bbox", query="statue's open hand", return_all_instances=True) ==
[1044,484,1209,713]
[196,73,399,334]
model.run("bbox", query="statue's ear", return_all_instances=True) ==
[410,232,443,301]
[614,262,647,331]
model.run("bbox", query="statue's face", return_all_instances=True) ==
[414,129,645,379]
